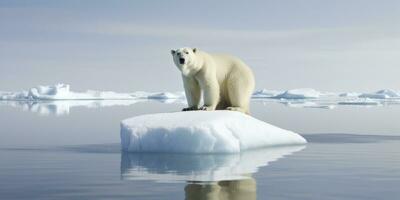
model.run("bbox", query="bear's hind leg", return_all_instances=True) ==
[226,106,248,113]
[226,76,253,114]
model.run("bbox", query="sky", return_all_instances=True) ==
[0,0,399,92]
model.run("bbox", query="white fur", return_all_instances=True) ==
[171,47,255,114]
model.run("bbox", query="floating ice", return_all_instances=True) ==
[0,83,136,100]
[273,88,321,99]
[120,111,307,153]
[339,92,362,97]
[359,89,400,99]
[121,145,305,182]
[252,89,282,98]
[1,84,399,112]
[0,84,187,101]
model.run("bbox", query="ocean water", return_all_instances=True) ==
[0,100,399,200]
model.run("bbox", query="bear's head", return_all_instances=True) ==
[171,47,199,76]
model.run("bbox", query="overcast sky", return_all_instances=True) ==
[0,0,399,92]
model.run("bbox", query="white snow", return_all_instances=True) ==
[273,88,321,99]
[121,145,305,182]
[252,89,282,98]
[120,111,306,153]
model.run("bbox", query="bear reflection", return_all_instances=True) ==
[185,178,256,200]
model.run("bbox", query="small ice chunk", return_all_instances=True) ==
[339,92,362,97]
[252,89,282,98]
[120,111,306,153]
[274,88,321,99]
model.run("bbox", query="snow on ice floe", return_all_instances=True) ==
[273,88,322,99]
[120,111,307,153]
[121,145,305,182]
[252,89,283,98]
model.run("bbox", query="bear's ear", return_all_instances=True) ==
[192,48,197,53]
[171,50,176,55]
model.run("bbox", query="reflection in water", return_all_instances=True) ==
[121,145,305,182]
[0,99,185,115]
[185,178,256,200]
[121,146,304,199]
[1,97,399,116]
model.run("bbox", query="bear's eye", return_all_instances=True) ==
[185,51,189,54]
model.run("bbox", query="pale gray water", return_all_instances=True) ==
[0,100,399,199]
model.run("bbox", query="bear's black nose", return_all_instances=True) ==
[179,58,185,64]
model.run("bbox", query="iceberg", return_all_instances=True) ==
[273,88,321,99]
[121,145,305,182]
[120,111,306,153]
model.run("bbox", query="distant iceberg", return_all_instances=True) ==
[273,88,321,99]
[252,89,282,98]
[120,111,307,153]
[359,89,400,99]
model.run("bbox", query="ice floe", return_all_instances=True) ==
[120,111,307,153]
[358,89,400,99]
[1,84,399,114]
[273,88,321,99]
[0,84,185,101]
[252,89,283,98]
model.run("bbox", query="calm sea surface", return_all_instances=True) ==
[0,100,399,200]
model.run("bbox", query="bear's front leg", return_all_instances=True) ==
[182,76,201,111]
[200,79,219,111]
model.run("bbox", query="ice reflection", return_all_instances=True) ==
[120,145,305,182]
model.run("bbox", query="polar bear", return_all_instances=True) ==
[171,47,255,114]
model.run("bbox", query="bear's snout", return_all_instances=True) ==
[179,58,185,64]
